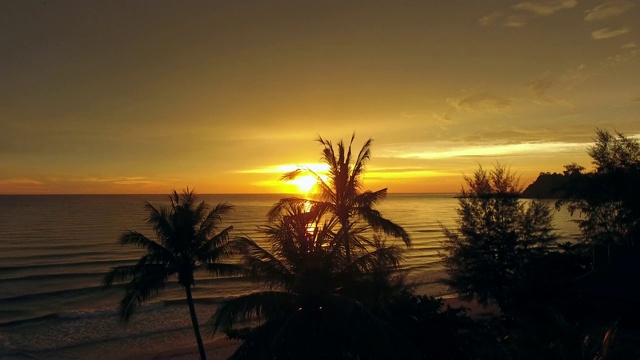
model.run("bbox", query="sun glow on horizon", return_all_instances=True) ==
[289,174,319,194]
[247,163,330,194]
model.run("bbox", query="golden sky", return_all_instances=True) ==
[1,0,639,194]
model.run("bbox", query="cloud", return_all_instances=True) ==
[631,96,640,103]
[622,41,638,48]
[479,11,528,27]
[240,163,329,174]
[604,47,639,64]
[432,112,456,128]
[392,141,587,160]
[513,0,577,15]
[447,93,513,112]
[482,1,574,28]
[591,26,631,39]
[479,11,503,26]
[0,178,47,194]
[504,15,528,27]
[0,178,45,186]
[366,168,457,179]
[527,64,590,106]
[528,77,569,105]
[585,0,635,21]
[80,176,152,185]
[560,63,591,88]
[529,77,556,97]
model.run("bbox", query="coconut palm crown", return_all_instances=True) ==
[275,134,411,262]
[210,201,406,359]
[104,189,236,360]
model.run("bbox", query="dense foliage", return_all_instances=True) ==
[558,129,640,247]
[442,165,557,312]
[209,201,408,359]
[209,135,416,359]
[521,172,567,199]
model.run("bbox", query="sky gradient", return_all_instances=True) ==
[2,0,639,194]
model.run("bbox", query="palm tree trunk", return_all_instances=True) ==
[340,216,352,263]
[185,286,207,360]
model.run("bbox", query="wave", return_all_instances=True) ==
[0,259,138,279]
[0,314,194,357]
[0,282,127,307]
[0,271,106,283]
[0,300,166,328]
[163,295,237,307]
[0,250,126,265]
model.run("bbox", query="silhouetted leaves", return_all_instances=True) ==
[104,189,237,360]
[209,178,409,359]
[558,129,640,247]
[442,165,557,313]
[277,134,411,262]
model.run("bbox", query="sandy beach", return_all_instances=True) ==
[119,338,242,360]
[443,297,501,320]
[117,297,499,360]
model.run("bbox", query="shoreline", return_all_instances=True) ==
[118,337,242,360]
[118,296,499,360]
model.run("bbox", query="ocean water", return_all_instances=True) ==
[0,194,580,359]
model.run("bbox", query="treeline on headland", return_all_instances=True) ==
[104,130,640,360]
[522,172,568,198]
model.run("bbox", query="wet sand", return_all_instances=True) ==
[122,297,499,360]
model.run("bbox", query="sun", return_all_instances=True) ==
[290,174,318,194]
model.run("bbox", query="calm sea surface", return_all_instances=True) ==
[0,194,580,359]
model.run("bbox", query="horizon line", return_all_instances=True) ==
[0,191,459,196]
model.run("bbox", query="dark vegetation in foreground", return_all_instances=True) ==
[106,130,640,359]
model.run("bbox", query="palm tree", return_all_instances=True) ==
[210,201,408,359]
[276,133,411,262]
[104,189,236,360]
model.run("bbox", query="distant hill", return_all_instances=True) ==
[521,173,567,199]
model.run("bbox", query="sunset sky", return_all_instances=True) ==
[2,0,639,194]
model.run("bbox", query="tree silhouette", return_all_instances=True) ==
[442,165,557,312]
[209,201,408,359]
[104,189,236,360]
[558,129,640,247]
[275,133,410,263]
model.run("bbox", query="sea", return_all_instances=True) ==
[0,194,580,359]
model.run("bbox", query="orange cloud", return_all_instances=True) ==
[591,26,631,39]
[585,0,635,22]
[513,0,577,15]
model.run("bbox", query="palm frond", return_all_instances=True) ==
[119,231,175,257]
[357,207,411,247]
[267,197,307,223]
[233,237,293,287]
[316,135,337,171]
[196,226,233,263]
[144,201,175,244]
[340,244,403,278]
[205,262,246,277]
[118,231,154,247]
[355,188,387,208]
[209,291,299,334]
[169,190,181,207]
[118,266,169,322]
[103,264,138,287]
[280,168,304,181]
[353,137,372,178]
[198,202,234,237]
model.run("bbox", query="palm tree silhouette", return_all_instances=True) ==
[104,189,236,360]
[276,134,411,262]
[210,201,405,359]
